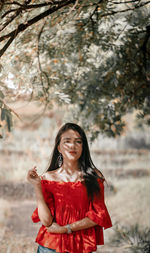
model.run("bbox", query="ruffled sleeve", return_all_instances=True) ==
[31,180,54,223]
[85,179,112,229]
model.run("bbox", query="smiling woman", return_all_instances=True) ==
[27,123,112,253]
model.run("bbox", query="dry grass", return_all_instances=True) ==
[0,199,11,227]
[0,232,38,253]
[107,177,150,228]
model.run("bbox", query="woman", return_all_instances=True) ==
[27,123,112,253]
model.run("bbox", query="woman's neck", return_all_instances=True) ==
[61,161,80,175]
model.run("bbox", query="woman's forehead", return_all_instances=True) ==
[61,129,81,139]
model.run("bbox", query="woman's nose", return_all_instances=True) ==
[70,142,75,148]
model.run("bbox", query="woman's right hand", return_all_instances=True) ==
[27,166,41,186]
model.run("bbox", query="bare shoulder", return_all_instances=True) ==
[41,170,59,181]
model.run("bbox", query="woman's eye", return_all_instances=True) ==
[76,141,82,144]
[63,140,82,144]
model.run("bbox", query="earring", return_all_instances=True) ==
[58,153,63,167]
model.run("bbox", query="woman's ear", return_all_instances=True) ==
[57,145,60,153]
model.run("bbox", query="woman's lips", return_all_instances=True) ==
[69,151,77,154]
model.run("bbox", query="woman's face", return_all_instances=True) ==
[58,129,83,163]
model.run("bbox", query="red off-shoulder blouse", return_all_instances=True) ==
[32,179,112,253]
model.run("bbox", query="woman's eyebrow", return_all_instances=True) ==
[63,137,82,140]
[62,137,71,141]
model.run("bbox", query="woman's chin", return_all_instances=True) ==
[65,155,79,162]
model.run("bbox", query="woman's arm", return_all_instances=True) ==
[27,167,53,227]
[46,217,97,234]
[70,217,97,231]
[34,184,53,227]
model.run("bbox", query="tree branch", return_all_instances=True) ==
[37,21,50,89]
[109,0,141,4]
[141,25,150,70]
[3,1,55,14]
[0,0,75,57]
[4,1,23,7]
[100,0,150,17]
[2,8,21,18]
[90,0,105,19]
[0,10,21,32]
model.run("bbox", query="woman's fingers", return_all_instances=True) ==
[32,166,37,171]
[27,167,41,186]
[46,223,66,234]
[27,167,38,180]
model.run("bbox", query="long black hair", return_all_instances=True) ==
[47,122,105,199]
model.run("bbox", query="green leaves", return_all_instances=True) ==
[0,91,4,99]
[0,1,149,139]
[0,90,13,137]
[1,108,12,132]
[1,108,6,121]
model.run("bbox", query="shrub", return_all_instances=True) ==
[111,224,150,253]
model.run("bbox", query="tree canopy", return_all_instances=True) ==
[0,0,150,139]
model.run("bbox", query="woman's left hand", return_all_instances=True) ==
[46,222,67,234]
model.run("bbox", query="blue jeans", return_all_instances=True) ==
[37,245,92,253]
[37,245,57,253]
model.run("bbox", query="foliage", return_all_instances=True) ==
[111,224,150,253]
[0,0,150,139]
[0,90,13,138]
